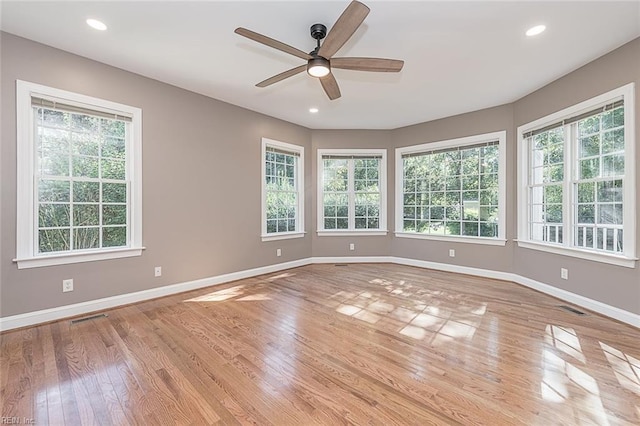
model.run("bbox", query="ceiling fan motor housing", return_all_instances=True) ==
[310,23,327,40]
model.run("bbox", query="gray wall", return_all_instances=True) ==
[2,32,639,319]
[1,33,312,317]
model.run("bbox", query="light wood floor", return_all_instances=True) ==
[1,263,639,425]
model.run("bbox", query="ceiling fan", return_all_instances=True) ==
[234,0,404,100]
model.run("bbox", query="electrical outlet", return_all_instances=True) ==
[276,248,282,257]
[154,266,162,277]
[449,249,455,257]
[62,279,73,292]
[561,268,568,280]
[349,243,355,251]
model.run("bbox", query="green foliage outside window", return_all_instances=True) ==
[36,107,128,253]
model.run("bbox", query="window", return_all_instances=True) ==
[261,138,304,241]
[395,131,506,244]
[518,83,636,267]
[317,149,387,235]
[15,80,143,269]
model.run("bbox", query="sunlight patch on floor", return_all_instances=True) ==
[600,341,640,395]
[540,348,609,425]
[336,304,362,316]
[184,284,247,302]
[545,325,585,363]
[236,293,272,302]
[265,272,296,281]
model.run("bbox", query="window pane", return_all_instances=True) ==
[39,179,70,202]
[71,114,99,132]
[102,136,126,159]
[577,182,595,203]
[579,135,600,158]
[73,227,99,249]
[39,228,70,253]
[72,132,99,156]
[102,158,126,180]
[74,204,100,226]
[72,155,99,178]
[41,109,67,127]
[597,180,622,203]
[103,226,127,247]
[462,222,479,237]
[39,204,70,228]
[103,183,127,203]
[103,205,127,225]
[602,128,624,154]
[73,181,100,203]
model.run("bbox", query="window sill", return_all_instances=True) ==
[317,230,388,237]
[516,240,637,268]
[14,247,145,269]
[395,232,507,246]
[261,232,306,242]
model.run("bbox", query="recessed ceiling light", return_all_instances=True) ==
[309,107,319,113]
[526,25,546,37]
[86,18,107,31]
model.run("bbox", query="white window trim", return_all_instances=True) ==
[516,83,636,268]
[261,138,305,242]
[394,131,507,245]
[317,148,387,236]
[14,80,144,269]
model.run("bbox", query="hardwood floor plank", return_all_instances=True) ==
[2,263,639,425]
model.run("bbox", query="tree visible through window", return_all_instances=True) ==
[518,83,635,264]
[36,107,129,253]
[397,132,505,241]
[318,150,386,233]
[261,138,304,240]
[16,80,142,269]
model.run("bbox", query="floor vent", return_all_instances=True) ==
[334,264,349,267]
[558,305,586,315]
[71,313,108,324]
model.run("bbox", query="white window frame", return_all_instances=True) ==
[14,80,143,269]
[317,149,387,236]
[517,83,636,268]
[261,138,305,242]
[395,131,507,246]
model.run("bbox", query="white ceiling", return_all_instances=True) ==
[2,1,639,130]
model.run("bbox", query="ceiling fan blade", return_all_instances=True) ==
[320,73,341,100]
[331,57,404,72]
[235,27,311,61]
[256,65,307,87]
[317,1,370,59]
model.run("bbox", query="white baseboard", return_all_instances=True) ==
[513,275,640,328]
[310,256,394,264]
[387,256,639,328]
[0,258,311,332]
[2,256,638,331]
[390,257,516,282]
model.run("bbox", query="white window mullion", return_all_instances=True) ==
[564,124,573,249]
[348,159,355,230]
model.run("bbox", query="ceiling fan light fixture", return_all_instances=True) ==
[307,57,330,78]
